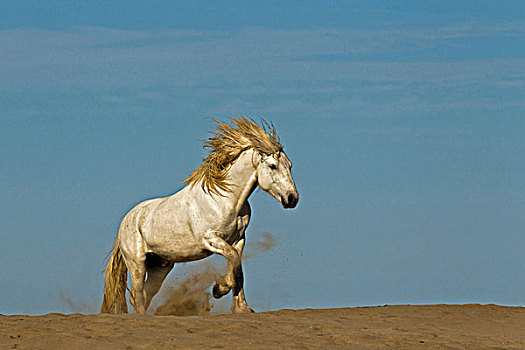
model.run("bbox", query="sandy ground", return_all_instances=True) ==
[0,304,523,349]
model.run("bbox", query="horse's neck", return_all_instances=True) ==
[219,149,258,216]
[183,150,257,221]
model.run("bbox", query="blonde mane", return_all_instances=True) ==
[184,116,283,195]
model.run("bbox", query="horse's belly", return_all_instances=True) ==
[144,231,211,262]
[154,246,213,263]
[139,198,248,262]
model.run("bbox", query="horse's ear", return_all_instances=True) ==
[252,151,263,166]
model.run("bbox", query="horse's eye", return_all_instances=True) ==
[269,164,277,170]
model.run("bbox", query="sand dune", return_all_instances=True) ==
[1,304,523,349]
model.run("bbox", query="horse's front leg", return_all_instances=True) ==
[203,232,240,299]
[231,238,255,313]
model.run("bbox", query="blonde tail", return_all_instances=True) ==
[100,237,128,314]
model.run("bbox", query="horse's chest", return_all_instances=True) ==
[220,214,250,244]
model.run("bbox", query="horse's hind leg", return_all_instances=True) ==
[144,253,174,311]
[118,214,148,314]
[125,257,148,314]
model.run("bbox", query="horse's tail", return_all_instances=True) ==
[100,236,128,314]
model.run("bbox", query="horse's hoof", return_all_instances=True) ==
[239,307,255,314]
[212,284,222,299]
[213,283,230,299]
[232,304,255,314]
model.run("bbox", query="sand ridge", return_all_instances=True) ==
[1,304,523,349]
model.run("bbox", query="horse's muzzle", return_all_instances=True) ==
[281,192,299,208]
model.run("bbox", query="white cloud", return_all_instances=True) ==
[1,23,524,117]
[2,23,525,88]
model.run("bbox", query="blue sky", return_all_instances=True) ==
[1,1,524,315]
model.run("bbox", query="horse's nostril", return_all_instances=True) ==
[287,194,295,205]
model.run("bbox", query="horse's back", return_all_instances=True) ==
[120,197,166,232]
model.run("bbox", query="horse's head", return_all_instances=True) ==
[256,151,299,209]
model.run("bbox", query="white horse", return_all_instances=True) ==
[101,117,299,314]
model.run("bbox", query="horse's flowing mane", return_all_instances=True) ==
[184,116,283,195]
